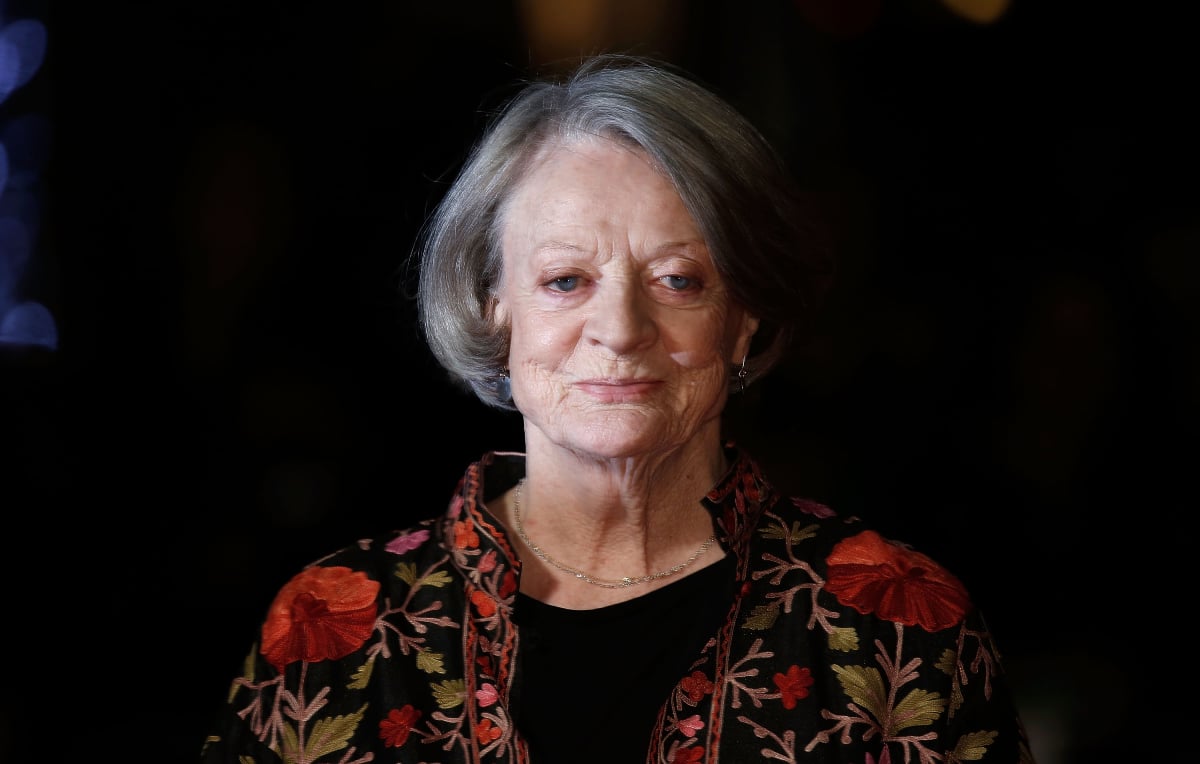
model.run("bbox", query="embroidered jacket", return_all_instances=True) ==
[200,447,1036,763]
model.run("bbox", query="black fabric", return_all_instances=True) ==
[512,554,736,762]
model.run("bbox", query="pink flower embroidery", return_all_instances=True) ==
[386,529,430,554]
[793,497,835,518]
[476,683,499,707]
[678,714,705,737]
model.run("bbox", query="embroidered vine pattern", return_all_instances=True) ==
[803,622,944,763]
[750,510,840,633]
[734,716,798,763]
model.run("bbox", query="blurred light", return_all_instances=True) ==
[0,11,51,354]
[0,299,56,349]
[517,0,684,68]
[940,0,1010,25]
[0,18,46,104]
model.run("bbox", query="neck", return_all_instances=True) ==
[497,439,729,608]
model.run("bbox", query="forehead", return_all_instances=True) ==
[501,136,698,238]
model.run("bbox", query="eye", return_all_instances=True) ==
[661,274,696,291]
[546,275,580,292]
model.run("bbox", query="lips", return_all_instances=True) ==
[574,378,662,402]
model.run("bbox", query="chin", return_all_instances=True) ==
[551,413,686,460]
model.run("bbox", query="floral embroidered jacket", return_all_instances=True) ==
[200,447,1036,763]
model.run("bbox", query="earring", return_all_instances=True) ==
[734,354,748,394]
[492,369,512,403]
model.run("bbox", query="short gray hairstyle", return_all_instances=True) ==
[411,53,833,410]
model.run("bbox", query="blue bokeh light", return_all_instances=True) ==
[0,18,45,105]
[0,10,53,351]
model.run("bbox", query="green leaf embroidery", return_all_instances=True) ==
[419,570,453,588]
[348,655,375,689]
[303,704,367,760]
[395,562,418,585]
[935,647,957,675]
[228,644,259,703]
[278,722,299,763]
[831,664,887,720]
[951,730,998,761]
[948,679,965,716]
[431,679,466,709]
[742,602,780,630]
[828,626,859,652]
[891,688,946,734]
[759,521,818,544]
[416,649,447,674]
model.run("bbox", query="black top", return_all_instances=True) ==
[512,554,737,762]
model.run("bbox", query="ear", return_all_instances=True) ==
[487,292,510,329]
[733,312,760,364]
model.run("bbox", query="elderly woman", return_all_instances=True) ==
[200,54,1036,763]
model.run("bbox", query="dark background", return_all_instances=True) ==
[3,0,1195,760]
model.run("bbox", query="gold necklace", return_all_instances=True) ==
[511,478,718,589]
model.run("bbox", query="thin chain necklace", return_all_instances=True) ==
[511,478,718,589]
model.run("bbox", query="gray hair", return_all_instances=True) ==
[411,53,833,410]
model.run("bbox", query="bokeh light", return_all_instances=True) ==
[0,12,53,350]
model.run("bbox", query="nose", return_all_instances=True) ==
[583,277,658,354]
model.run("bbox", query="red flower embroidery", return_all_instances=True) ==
[672,745,705,763]
[499,570,517,598]
[477,654,495,676]
[478,550,498,573]
[475,717,502,744]
[470,589,497,617]
[680,671,714,703]
[260,565,380,671]
[454,520,479,550]
[825,530,970,632]
[379,705,422,747]
[773,664,814,709]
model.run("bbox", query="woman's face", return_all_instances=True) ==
[494,137,758,460]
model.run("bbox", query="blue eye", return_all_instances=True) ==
[548,276,579,292]
[662,275,694,290]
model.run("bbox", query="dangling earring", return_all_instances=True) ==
[492,368,512,403]
[734,354,748,394]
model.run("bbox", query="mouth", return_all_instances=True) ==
[573,378,662,402]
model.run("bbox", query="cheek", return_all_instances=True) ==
[667,348,726,369]
[667,325,730,368]
[666,317,733,369]
[510,313,578,357]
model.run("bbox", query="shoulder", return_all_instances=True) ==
[275,517,455,597]
[753,494,976,633]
